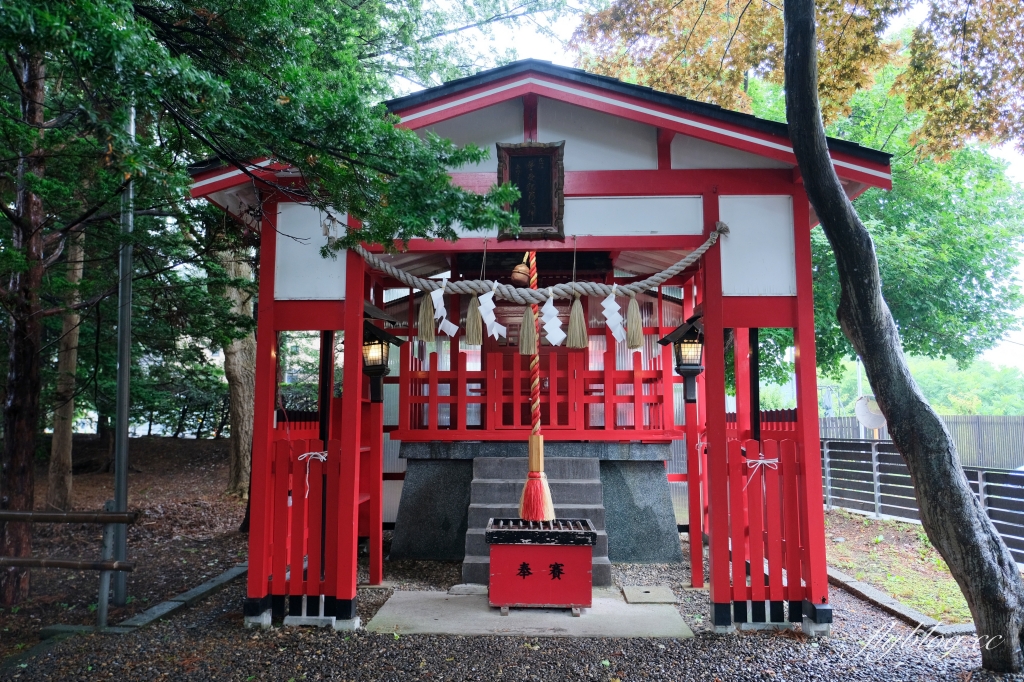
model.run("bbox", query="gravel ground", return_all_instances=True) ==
[5,532,1018,682]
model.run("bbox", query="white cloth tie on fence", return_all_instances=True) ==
[744,457,779,490]
[297,451,328,498]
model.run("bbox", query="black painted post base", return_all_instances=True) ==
[800,600,833,637]
[243,595,272,629]
[712,602,733,631]
[802,599,833,623]
[714,600,807,629]
[323,596,358,620]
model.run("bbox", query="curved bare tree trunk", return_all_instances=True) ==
[784,1,1024,671]
[221,252,255,498]
[47,230,85,511]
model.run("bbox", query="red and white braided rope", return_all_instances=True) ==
[529,251,541,436]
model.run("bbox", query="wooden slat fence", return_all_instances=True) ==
[822,439,1024,563]
[725,438,807,622]
[820,416,1024,470]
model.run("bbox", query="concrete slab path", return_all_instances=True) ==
[366,591,693,639]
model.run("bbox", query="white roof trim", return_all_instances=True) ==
[399,77,891,183]
[190,159,277,191]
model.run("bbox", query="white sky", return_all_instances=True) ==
[476,6,1024,371]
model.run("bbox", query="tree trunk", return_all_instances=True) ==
[1,52,46,606]
[173,402,188,438]
[213,396,229,439]
[47,230,85,512]
[783,1,1024,670]
[97,413,111,448]
[220,253,256,499]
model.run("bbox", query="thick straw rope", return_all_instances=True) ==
[353,222,730,303]
[528,251,541,436]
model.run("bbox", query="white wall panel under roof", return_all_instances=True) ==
[538,98,658,171]
[718,195,796,296]
[418,98,524,172]
[274,202,346,300]
[564,196,702,236]
[671,134,792,169]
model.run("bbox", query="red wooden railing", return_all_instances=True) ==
[255,392,386,608]
[724,438,806,607]
[266,438,336,601]
[393,348,683,442]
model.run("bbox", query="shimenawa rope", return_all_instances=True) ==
[352,222,729,303]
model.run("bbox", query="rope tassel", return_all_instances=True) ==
[626,294,644,350]
[519,435,555,521]
[465,294,482,346]
[417,289,435,343]
[518,305,537,356]
[567,294,587,349]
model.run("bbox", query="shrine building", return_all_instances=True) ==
[189,60,892,631]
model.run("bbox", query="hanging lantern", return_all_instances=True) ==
[361,322,406,403]
[658,317,704,404]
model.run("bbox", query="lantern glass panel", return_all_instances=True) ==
[362,339,389,370]
[674,338,703,368]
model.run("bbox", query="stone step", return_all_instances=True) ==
[461,554,612,587]
[472,456,600,481]
[464,528,608,557]
[467,503,606,529]
[471,479,603,505]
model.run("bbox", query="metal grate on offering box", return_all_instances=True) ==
[484,518,597,546]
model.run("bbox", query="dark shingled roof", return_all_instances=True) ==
[386,59,891,166]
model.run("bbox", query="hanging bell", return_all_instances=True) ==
[511,252,531,287]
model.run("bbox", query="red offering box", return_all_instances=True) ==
[486,519,596,609]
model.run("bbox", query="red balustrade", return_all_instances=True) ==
[393,348,682,442]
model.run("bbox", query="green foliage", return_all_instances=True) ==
[749,73,1024,379]
[0,0,561,451]
[828,357,1024,416]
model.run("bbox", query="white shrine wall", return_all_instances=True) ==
[274,202,347,301]
[417,99,524,172]
[718,195,797,296]
[536,97,658,170]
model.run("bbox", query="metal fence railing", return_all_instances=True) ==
[822,439,1024,564]
[820,415,1024,470]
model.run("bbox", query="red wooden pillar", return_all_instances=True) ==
[332,249,365,623]
[695,275,710,553]
[245,202,280,619]
[682,276,703,589]
[368,400,384,585]
[791,189,830,620]
[701,191,732,627]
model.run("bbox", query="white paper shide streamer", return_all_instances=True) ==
[477,285,507,340]
[431,279,460,338]
[601,287,626,344]
[541,290,565,346]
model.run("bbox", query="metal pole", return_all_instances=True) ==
[870,441,881,519]
[823,441,833,511]
[856,356,865,440]
[97,501,115,628]
[113,106,135,605]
